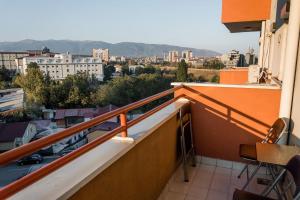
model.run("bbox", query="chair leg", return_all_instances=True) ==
[242,163,262,190]
[238,164,249,179]
[262,169,286,197]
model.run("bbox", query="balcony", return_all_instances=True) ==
[0,82,284,200]
[222,0,272,32]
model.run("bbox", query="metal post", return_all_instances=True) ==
[262,169,286,197]
[120,112,128,137]
[242,162,262,190]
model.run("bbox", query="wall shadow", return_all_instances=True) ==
[177,86,281,161]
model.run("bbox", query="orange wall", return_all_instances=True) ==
[70,115,180,200]
[175,85,281,161]
[220,69,249,84]
[222,0,271,23]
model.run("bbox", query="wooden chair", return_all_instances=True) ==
[238,118,288,179]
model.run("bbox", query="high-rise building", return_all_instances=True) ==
[92,49,109,62]
[181,50,193,61]
[168,51,179,63]
[245,48,257,66]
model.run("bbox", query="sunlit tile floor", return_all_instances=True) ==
[158,164,277,200]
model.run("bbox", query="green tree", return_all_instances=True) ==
[176,60,188,82]
[14,62,48,105]
[0,67,14,89]
[103,64,116,81]
[134,66,144,75]
[121,65,130,76]
[49,73,98,108]
[91,74,173,108]
[211,75,220,83]
[203,59,225,70]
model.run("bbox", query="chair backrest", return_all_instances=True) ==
[286,155,300,198]
[263,118,287,144]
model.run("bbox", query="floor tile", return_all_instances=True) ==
[191,173,213,189]
[168,181,190,194]
[196,164,216,175]
[164,191,186,200]
[185,194,206,200]
[158,163,268,200]
[210,174,231,193]
[186,186,208,199]
[217,159,233,169]
[215,167,232,175]
[206,190,228,200]
[201,157,217,166]
[230,170,246,188]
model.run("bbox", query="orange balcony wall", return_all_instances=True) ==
[174,84,281,161]
[220,68,249,84]
[222,0,272,32]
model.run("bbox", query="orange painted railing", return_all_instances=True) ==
[0,85,184,199]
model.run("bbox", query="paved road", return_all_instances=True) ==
[0,156,59,187]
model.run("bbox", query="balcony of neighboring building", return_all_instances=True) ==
[0,82,284,200]
[222,0,272,32]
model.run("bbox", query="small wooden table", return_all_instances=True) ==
[242,143,300,192]
[256,143,300,166]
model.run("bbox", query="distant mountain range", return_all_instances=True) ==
[0,39,220,57]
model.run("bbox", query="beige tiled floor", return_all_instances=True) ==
[158,164,276,200]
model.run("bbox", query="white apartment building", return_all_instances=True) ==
[109,56,126,63]
[220,50,245,68]
[92,49,109,62]
[20,52,104,81]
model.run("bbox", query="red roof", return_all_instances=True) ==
[90,121,119,132]
[0,122,29,142]
[55,105,118,120]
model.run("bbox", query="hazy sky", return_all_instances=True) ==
[0,0,260,54]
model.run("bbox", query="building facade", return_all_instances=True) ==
[20,52,104,81]
[92,49,109,62]
[168,51,179,63]
[0,47,55,71]
[181,50,193,62]
[0,52,28,70]
[221,50,246,68]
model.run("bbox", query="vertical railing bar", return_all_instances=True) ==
[120,112,128,137]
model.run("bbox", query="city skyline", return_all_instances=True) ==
[0,0,259,54]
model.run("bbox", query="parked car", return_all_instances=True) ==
[16,154,43,166]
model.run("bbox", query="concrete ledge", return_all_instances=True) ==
[171,82,281,90]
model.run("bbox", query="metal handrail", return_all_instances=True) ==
[0,85,184,198]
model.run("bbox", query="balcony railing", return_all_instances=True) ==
[0,85,184,199]
[0,83,282,199]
